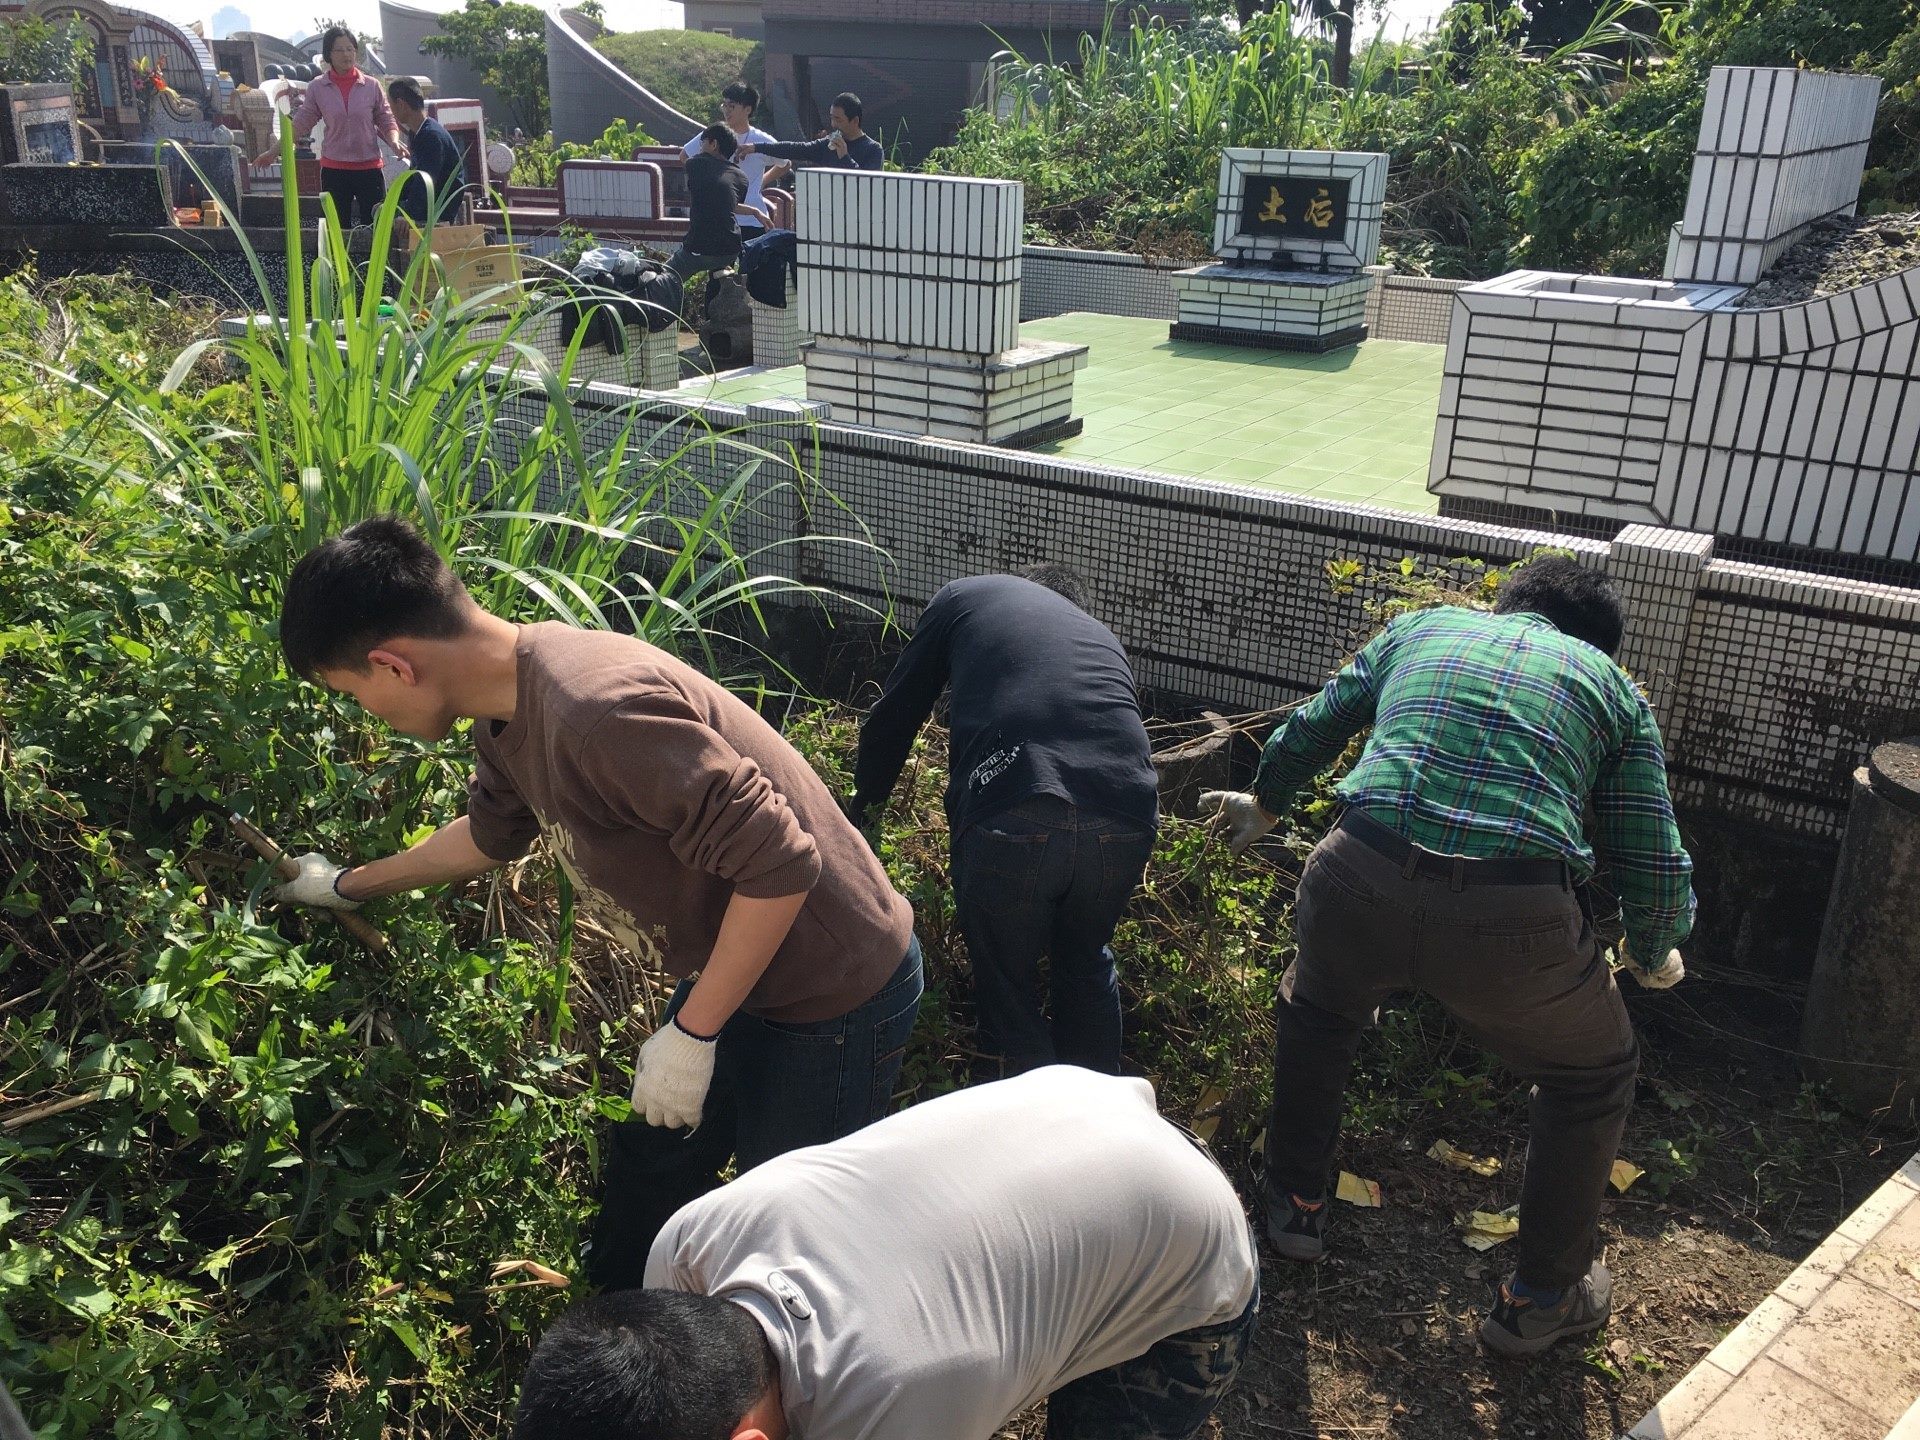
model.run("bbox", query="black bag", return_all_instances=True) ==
[562,247,683,354]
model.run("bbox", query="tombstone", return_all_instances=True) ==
[796,170,1087,446]
[1169,148,1388,353]
[0,83,80,166]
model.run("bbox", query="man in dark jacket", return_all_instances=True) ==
[849,566,1159,1079]
[387,79,465,225]
[740,90,884,172]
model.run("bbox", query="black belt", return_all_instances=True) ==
[1337,808,1572,889]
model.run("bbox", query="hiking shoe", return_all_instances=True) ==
[1480,1262,1613,1357]
[1263,1186,1329,1261]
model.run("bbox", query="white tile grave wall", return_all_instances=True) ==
[557,160,665,223]
[1665,66,1883,287]
[796,169,1024,356]
[471,353,1920,840]
[1429,265,1920,565]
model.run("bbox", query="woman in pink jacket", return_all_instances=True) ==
[254,27,405,228]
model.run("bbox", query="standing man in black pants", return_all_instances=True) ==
[849,566,1159,1079]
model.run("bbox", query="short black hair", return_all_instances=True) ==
[1018,562,1090,612]
[701,122,738,159]
[831,91,863,121]
[513,1290,774,1440]
[387,77,425,111]
[280,515,472,681]
[320,26,356,64]
[721,81,758,112]
[1492,555,1626,656]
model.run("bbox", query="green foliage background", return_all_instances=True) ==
[593,28,766,132]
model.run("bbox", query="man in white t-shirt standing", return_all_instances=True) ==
[513,1068,1260,1440]
[685,82,779,241]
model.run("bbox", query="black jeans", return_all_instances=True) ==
[953,797,1156,1078]
[1045,1279,1259,1439]
[1265,817,1639,1290]
[321,166,387,228]
[586,937,924,1290]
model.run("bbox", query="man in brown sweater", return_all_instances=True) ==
[269,516,921,1288]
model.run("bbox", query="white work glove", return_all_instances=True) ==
[630,1017,719,1129]
[1616,939,1685,990]
[1198,790,1279,858]
[274,852,360,911]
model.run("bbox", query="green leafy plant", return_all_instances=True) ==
[0,12,93,87]
[594,28,764,128]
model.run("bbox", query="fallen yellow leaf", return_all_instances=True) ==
[1336,1171,1383,1207]
[1428,1139,1501,1177]
[1609,1158,1645,1193]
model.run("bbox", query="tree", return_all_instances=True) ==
[420,0,550,136]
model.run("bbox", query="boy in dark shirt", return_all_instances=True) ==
[669,123,771,281]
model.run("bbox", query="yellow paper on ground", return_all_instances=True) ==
[1609,1158,1645,1193]
[1428,1139,1501,1177]
[1335,1171,1382,1207]
[1461,1208,1520,1250]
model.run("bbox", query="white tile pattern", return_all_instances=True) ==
[1212,148,1388,269]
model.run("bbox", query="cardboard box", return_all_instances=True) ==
[440,244,524,300]
[409,225,523,302]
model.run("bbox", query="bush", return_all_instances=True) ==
[0,12,93,86]
[593,28,764,131]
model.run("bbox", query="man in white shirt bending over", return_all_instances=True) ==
[512,1067,1261,1440]
[685,82,779,240]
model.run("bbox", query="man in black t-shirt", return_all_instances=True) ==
[848,566,1160,1080]
[668,124,770,282]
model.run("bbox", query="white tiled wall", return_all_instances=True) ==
[1172,266,1370,338]
[557,161,665,222]
[1428,265,1920,566]
[474,351,1920,840]
[751,273,811,368]
[1212,149,1388,269]
[1665,66,1884,286]
[796,169,1024,356]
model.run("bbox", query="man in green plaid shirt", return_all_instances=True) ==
[1202,557,1694,1359]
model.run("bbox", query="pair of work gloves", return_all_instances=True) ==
[1194,791,1685,990]
[273,852,720,1128]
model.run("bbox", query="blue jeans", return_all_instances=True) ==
[1045,1278,1260,1439]
[586,936,924,1289]
[953,798,1156,1077]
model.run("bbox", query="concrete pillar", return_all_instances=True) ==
[1800,740,1920,1122]
[1606,525,1714,741]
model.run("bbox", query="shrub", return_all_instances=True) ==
[594,28,764,130]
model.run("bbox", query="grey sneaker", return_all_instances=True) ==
[1480,1262,1613,1357]
[1263,1186,1329,1261]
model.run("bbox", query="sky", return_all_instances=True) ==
[164,0,1456,46]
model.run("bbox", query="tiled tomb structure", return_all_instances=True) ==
[1427,66,1920,574]
[795,169,1089,446]
[1665,66,1884,287]
[1169,148,1388,352]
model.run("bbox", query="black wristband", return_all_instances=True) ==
[671,1013,720,1043]
[331,868,356,901]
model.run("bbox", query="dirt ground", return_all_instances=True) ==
[1001,975,1915,1440]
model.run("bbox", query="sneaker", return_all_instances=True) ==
[1480,1262,1613,1357]
[1263,1186,1329,1261]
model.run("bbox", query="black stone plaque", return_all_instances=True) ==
[24,119,74,164]
[1237,173,1351,241]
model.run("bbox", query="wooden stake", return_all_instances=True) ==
[228,813,392,955]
